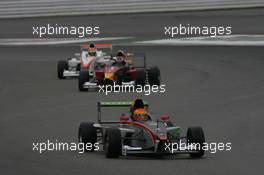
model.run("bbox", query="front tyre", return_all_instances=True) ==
[135,69,146,86]
[104,127,122,158]
[78,70,89,91]
[187,126,205,158]
[78,122,97,152]
[57,60,68,79]
[148,66,161,85]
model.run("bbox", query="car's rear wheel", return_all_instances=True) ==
[115,71,124,85]
[187,126,205,158]
[78,70,89,91]
[135,69,146,86]
[78,122,97,152]
[148,66,161,85]
[57,60,68,79]
[104,127,122,158]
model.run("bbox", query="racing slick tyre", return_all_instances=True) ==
[78,70,89,91]
[104,127,122,158]
[148,66,161,86]
[115,67,130,85]
[187,126,205,158]
[76,63,81,71]
[114,70,124,85]
[78,122,97,152]
[57,60,68,79]
[135,69,146,86]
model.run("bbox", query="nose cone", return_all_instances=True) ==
[104,72,113,80]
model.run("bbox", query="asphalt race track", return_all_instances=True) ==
[0,8,264,39]
[0,8,264,175]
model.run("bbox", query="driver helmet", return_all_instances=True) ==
[88,43,97,56]
[116,50,125,58]
[115,50,126,64]
[132,108,148,121]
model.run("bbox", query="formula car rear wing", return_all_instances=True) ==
[128,53,146,69]
[81,43,112,49]
[97,101,148,124]
[81,43,113,53]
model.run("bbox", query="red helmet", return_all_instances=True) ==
[132,108,148,121]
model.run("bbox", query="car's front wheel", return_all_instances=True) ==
[148,66,161,85]
[78,122,97,152]
[78,70,89,91]
[187,126,205,158]
[104,127,122,158]
[135,69,146,86]
[57,60,68,79]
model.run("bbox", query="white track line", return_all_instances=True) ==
[133,35,264,46]
[0,37,133,46]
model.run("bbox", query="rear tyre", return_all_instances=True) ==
[78,70,89,91]
[115,71,124,85]
[104,127,122,158]
[135,69,146,86]
[57,60,68,79]
[187,126,205,158]
[78,122,97,152]
[148,66,161,85]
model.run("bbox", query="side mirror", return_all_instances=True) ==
[120,115,129,121]
[160,115,170,121]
